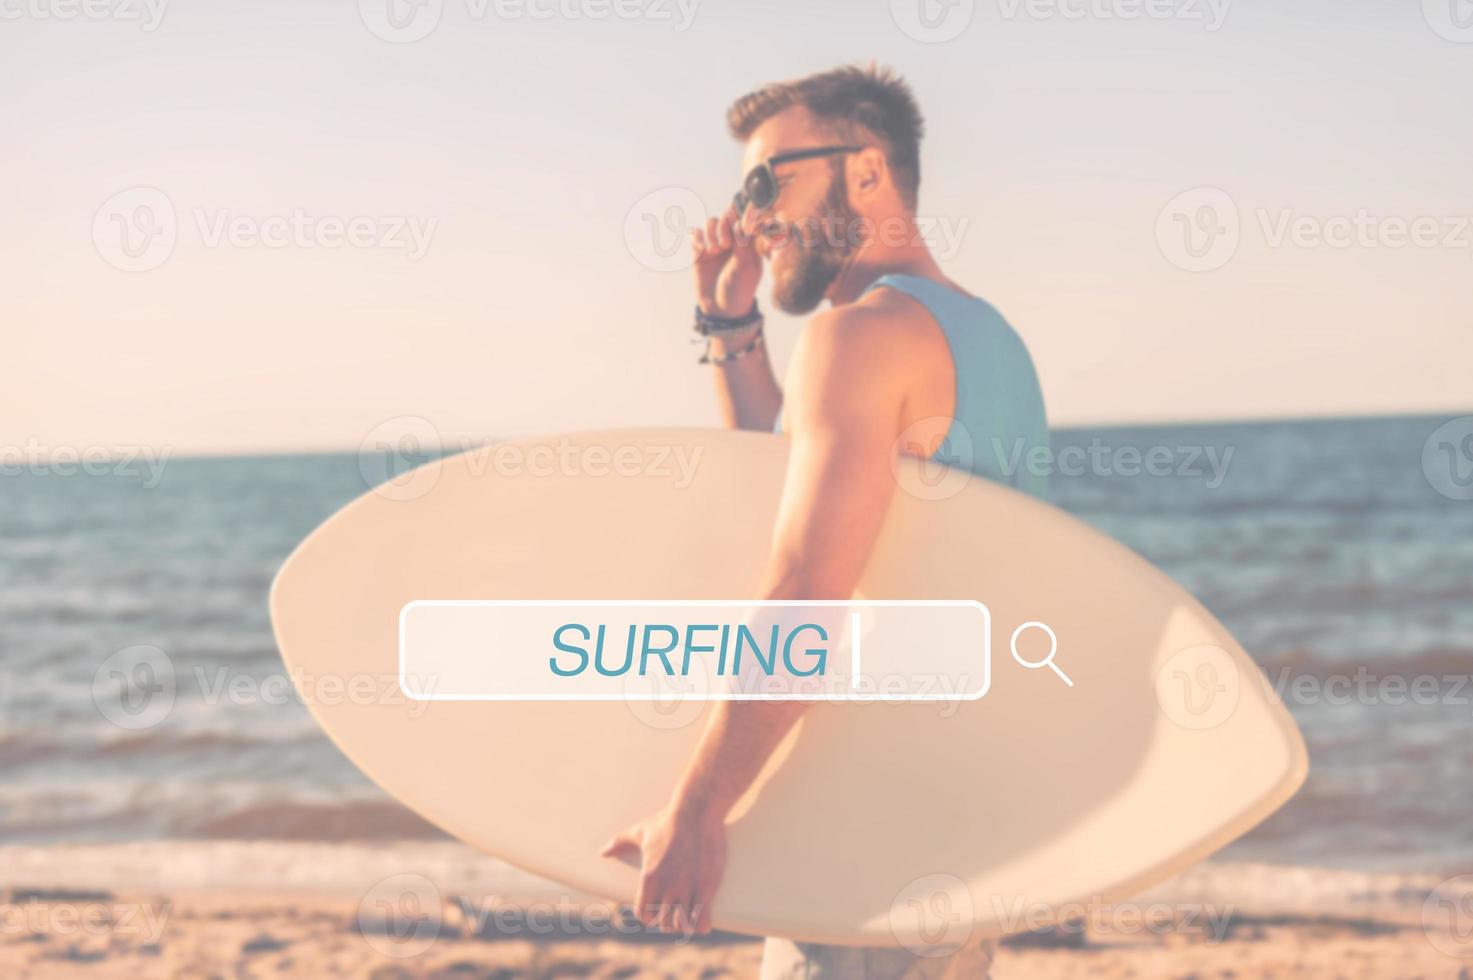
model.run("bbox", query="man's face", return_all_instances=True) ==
[740,109,858,315]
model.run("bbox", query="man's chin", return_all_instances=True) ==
[771,282,825,316]
[772,269,840,315]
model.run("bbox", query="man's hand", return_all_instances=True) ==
[601,804,726,936]
[692,204,762,318]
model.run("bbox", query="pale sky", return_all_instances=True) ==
[3,0,1469,455]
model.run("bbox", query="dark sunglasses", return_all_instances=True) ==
[732,145,863,216]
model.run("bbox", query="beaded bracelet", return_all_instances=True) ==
[698,328,765,365]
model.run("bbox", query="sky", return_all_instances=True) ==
[3,0,1469,455]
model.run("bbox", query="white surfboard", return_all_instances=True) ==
[270,428,1306,948]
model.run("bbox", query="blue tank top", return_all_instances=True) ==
[780,273,1050,500]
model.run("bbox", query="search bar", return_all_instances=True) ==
[398,600,991,702]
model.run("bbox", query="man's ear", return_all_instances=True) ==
[847,146,887,204]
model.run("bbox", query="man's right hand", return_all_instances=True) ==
[691,205,762,319]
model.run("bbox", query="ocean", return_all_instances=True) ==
[3,415,1471,873]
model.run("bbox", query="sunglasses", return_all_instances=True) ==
[732,145,863,216]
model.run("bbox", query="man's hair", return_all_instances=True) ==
[726,64,925,210]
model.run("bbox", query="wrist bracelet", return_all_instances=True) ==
[695,300,763,336]
[699,328,764,365]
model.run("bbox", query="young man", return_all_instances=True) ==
[603,65,1048,978]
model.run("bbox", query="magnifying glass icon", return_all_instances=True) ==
[1010,621,1073,687]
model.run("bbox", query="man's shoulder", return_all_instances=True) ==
[784,286,953,422]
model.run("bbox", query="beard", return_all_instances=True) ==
[767,177,859,316]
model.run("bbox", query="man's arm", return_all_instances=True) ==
[693,207,783,431]
[602,304,910,933]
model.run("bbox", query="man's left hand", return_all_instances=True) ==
[601,804,726,936]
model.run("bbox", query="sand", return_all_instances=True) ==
[1,842,1469,978]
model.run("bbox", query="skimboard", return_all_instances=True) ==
[269,428,1307,947]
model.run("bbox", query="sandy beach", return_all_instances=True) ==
[3,842,1468,978]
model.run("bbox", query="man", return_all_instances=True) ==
[602,64,1048,978]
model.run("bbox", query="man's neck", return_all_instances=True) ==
[825,224,948,307]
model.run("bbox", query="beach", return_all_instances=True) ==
[2,841,1469,978]
[4,417,1471,977]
